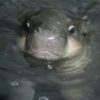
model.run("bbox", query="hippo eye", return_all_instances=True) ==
[26,22,30,28]
[23,19,32,31]
[68,25,75,34]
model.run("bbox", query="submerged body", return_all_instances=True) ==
[17,9,92,100]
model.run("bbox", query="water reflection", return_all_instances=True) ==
[9,81,20,87]
[39,96,49,100]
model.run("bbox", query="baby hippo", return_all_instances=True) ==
[17,9,91,72]
[17,9,92,100]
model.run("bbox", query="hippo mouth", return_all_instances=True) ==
[26,36,82,60]
[28,48,64,60]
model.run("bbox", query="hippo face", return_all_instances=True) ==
[17,9,89,61]
[17,9,91,72]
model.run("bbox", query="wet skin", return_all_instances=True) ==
[17,9,91,71]
[17,9,91,100]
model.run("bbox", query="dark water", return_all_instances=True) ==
[0,0,100,100]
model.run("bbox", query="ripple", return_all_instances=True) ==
[39,96,49,100]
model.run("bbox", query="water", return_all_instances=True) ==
[0,0,100,100]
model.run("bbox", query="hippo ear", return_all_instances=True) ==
[66,1,99,21]
[17,10,29,21]
[17,9,41,23]
[77,1,99,21]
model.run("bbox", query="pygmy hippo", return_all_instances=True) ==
[17,9,92,100]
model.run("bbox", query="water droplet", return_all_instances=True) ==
[9,81,19,87]
[39,96,49,100]
[47,64,53,70]
[82,15,88,20]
